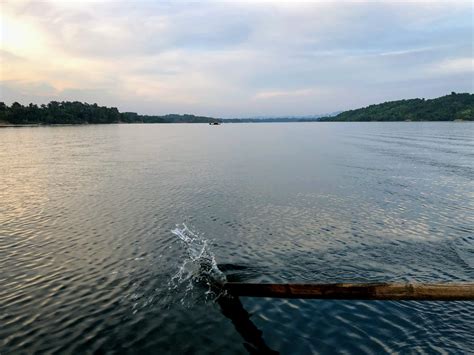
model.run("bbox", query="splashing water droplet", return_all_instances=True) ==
[170,224,227,302]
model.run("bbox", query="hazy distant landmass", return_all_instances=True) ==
[224,113,341,123]
[0,93,472,125]
[319,93,473,122]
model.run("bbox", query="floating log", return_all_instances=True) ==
[224,282,474,301]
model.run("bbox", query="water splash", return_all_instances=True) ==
[170,224,226,302]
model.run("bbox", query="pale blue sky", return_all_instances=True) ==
[1,0,472,117]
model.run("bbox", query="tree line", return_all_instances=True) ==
[1,93,472,125]
[319,93,473,122]
[0,101,220,125]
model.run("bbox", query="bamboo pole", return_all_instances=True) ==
[224,282,474,301]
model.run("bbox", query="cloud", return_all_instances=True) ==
[0,0,472,117]
[254,88,323,100]
[0,49,24,61]
[427,57,474,75]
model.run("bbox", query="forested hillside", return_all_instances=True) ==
[320,93,473,121]
[0,101,220,125]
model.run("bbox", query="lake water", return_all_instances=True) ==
[1,122,473,354]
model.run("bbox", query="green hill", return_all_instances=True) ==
[321,92,473,122]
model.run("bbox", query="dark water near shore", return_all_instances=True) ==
[1,122,473,354]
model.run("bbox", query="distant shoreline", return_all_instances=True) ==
[1,92,472,125]
[1,120,472,128]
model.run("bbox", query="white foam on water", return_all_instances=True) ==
[169,224,226,302]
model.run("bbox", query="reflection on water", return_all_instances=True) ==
[0,122,473,354]
[217,294,279,355]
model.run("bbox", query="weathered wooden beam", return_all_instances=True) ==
[224,282,474,301]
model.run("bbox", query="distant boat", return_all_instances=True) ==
[209,122,221,125]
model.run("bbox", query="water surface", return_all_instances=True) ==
[1,122,473,354]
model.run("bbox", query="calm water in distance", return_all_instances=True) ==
[1,122,473,354]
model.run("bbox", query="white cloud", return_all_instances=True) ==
[427,57,474,75]
[0,0,472,117]
[254,88,323,100]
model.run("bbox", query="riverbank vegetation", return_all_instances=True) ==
[1,93,472,125]
[319,93,473,122]
[0,101,220,125]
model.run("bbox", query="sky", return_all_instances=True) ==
[0,0,472,118]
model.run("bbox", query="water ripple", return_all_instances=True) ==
[1,123,473,354]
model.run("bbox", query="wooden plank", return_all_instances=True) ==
[224,282,474,301]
